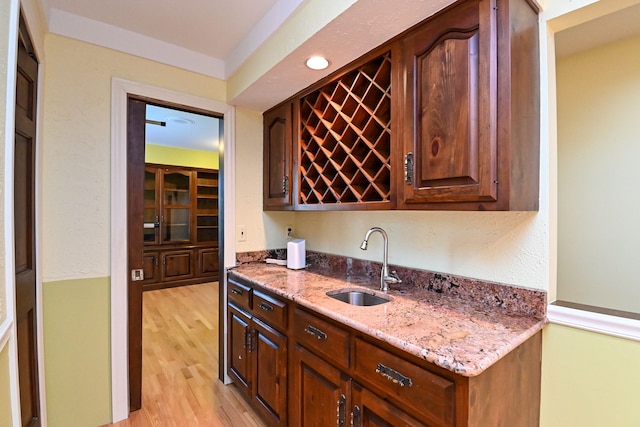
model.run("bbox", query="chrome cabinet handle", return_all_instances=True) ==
[230,288,243,295]
[282,175,289,194]
[305,325,327,340]
[376,363,413,387]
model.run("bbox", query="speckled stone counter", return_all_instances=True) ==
[229,262,546,377]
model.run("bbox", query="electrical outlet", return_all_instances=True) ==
[286,225,295,239]
[237,225,247,242]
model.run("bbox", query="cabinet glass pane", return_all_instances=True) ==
[145,170,156,204]
[163,208,190,242]
[163,172,191,206]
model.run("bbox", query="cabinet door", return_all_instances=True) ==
[352,383,426,427]
[141,251,159,284]
[197,248,218,277]
[252,318,288,427]
[399,0,498,206]
[161,249,194,281]
[161,169,192,243]
[228,304,252,395]
[263,102,293,209]
[290,344,350,426]
[143,167,160,245]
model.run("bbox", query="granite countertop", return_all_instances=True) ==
[229,263,546,377]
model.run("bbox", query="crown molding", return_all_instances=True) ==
[49,8,226,79]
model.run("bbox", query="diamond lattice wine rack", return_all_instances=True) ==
[299,52,392,207]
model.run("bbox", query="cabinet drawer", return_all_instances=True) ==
[354,338,455,427]
[228,278,251,311]
[293,308,350,369]
[253,290,287,331]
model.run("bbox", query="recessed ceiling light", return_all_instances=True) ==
[306,56,329,70]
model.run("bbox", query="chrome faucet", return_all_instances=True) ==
[360,227,402,291]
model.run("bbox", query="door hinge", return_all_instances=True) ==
[404,152,413,184]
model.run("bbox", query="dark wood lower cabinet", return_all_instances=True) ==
[141,246,218,291]
[289,344,347,426]
[352,383,424,427]
[226,272,542,427]
[227,278,288,427]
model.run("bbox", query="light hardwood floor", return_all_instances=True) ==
[105,282,267,427]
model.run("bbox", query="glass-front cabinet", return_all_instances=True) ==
[144,167,192,244]
[142,164,219,290]
[162,170,192,243]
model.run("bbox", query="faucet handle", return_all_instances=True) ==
[385,270,402,284]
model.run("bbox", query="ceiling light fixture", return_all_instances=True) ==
[306,56,329,70]
[165,116,195,126]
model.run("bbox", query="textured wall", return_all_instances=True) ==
[557,34,640,312]
[40,34,227,425]
[41,34,226,281]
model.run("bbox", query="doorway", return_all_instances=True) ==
[127,97,223,411]
[109,78,236,422]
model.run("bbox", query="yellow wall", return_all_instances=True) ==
[145,143,219,169]
[43,277,111,426]
[540,324,640,426]
[0,344,13,426]
[556,34,640,313]
[40,33,227,425]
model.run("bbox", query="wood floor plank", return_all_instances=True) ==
[104,282,267,427]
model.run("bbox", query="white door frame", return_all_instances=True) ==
[110,77,236,422]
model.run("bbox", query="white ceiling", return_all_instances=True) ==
[145,105,221,152]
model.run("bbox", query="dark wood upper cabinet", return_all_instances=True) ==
[263,102,294,210]
[263,0,539,211]
[397,0,539,210]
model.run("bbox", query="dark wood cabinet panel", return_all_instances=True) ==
[142,163,219,290]
[228,303,252,395]
[289,344,348,427]
[226,277,289,427]
[352,382,425,427]
[262,0,539,211]
[263,102,293,210]
[141,251,159,284]
[162,250,193,281]
[399,0,496,206]
[253,318,288,426]
[398,0,539,210]
[198,248,219,277]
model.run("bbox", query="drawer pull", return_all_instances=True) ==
[258,302,274,311]
[376,363,413,388]
[337,393,346,427]
[352,405,361,427]
[230,288,243,295]
[304,325,328,341]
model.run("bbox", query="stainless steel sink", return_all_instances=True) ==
[326,289,391,306]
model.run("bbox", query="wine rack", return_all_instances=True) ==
[299,52,392,206]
